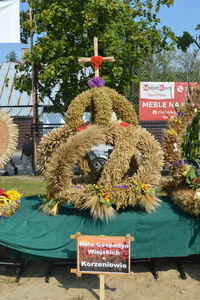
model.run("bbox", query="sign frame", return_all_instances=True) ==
[71,232,134,277]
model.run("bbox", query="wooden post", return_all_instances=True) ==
[93,37,99,77]
[29,4,38,171]
[99,274,105,300]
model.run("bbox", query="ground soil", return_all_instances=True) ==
[0,247,200,300]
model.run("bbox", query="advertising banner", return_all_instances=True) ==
[139,82,197,121]
[75,234,132,275]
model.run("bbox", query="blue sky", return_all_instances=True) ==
[0,0,199,62]
[158,0,200,37]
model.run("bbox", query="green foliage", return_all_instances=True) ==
[177,31,200,52]
[185,168,196,185]
[5,51,18,62]
[15,0,176,110]
[182,110,200,164]
[177,31,195,52]
[196,24,200,31]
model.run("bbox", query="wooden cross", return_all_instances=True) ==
[78,37,114,77]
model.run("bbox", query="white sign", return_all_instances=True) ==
[140,82,175,100]
[0,0,20,43]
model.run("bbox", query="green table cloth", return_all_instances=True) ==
[0,196,200,260]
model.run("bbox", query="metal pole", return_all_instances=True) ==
[29,4,38,171]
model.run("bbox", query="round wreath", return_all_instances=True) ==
[40,122,163,221]
[39,84,163,220]
[162,85,200,217]
[0,110,19,168]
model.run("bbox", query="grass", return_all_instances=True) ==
[0,176,47,197]
[0,176,167,198]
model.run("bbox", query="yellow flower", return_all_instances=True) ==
[132,179,138,185]
[183,164,190,177]
[6,190,21,201]
[141,184,150,192]
[166,129,178,136]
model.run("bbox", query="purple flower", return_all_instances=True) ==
[71,186,86,189]
[88,77,105,88]
[116,185,130,189]
[178,112,184,117]
[173,162,180,167]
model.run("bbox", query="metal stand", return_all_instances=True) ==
[0,260,28,282]
[132,258,159,280]
[44,261,53,283]
[3,256,200,283]
[147,258,159,280]
[44,260,76,283]
[174,258,186,280]
[16,260,28,282]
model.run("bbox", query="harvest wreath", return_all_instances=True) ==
[39,121,163,221]
[162,85,200,217]
[38,46,163,220]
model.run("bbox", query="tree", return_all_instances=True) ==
[175,49,200,82]
[5,51,18,62]
[15,0,176,111]
[177,31,200,52]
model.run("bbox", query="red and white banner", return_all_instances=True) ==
[139,82,197,121]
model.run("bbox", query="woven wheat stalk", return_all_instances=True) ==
[39,86,163,220]
[0,110,18,168]
[162,85,200,217]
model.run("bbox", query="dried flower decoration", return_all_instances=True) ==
[88,76,105,88]
[0,189,21,219]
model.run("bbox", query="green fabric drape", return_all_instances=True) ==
[1,196,200,260]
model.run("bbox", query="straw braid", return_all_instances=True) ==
[0,110,18,168]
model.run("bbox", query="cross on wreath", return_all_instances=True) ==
[78,37,115,77]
